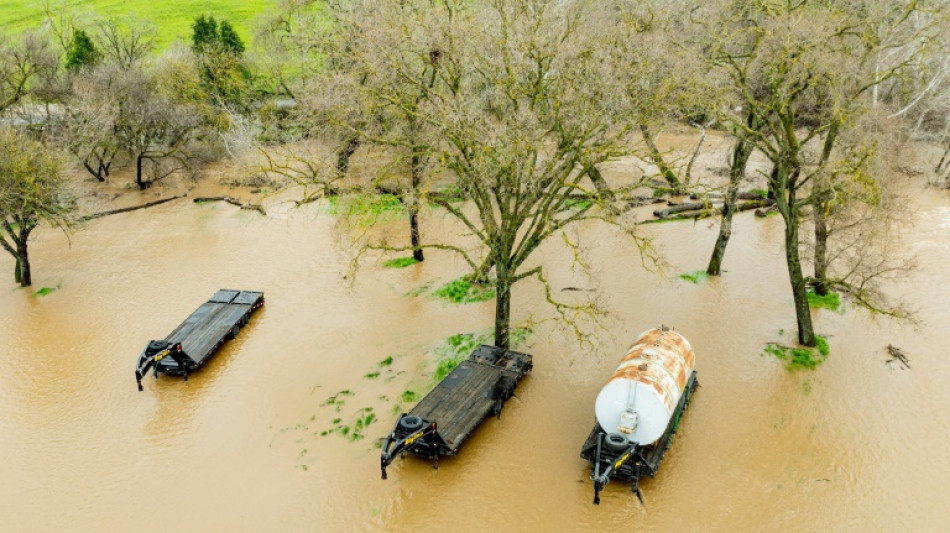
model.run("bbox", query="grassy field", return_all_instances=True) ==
[0,0,278,49]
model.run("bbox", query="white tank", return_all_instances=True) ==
[595,327,696,445]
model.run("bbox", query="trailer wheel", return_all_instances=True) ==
[605,433,629,450]
[399,415,423,431]
[230,325,240,338]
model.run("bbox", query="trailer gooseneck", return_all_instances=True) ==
[134,289,264,391]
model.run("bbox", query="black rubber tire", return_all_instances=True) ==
[605,433,629,450]
[148,340,166,351]
[230,325,240,338]
[399,415,423,431]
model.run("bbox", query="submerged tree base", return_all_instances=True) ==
[807,290,842,312]
[764,335,830,371]
[383,256,420,268]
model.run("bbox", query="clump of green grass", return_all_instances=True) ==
[363,371,380,379]
[321,389,355,412]
[679,270,709,284]
[400,390,418,403]
[320,407,377,441]
[383,256,420,268]
[378,356,393,367]
[749,188,769,198]
[764,335,830,371]
[34,287,57,296]
[565,197,592,210]
[326,193,404,224]
[433,275,494,303]
[807,290,841,311]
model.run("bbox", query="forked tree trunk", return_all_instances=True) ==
[774,165,816,347]
[640,123,681,193]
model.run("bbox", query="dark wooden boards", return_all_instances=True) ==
[381,345,532,476]
[410,360,509,452]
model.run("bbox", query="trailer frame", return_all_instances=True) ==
[580,370,698,505]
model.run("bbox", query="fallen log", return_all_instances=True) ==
[654,201,719,218]
[754,204,778,217]
[193,196,266,215]
[642,198,775,224]
[690,191,767,201]
[80,194,186,221]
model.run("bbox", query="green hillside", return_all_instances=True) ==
[0,0,277,49]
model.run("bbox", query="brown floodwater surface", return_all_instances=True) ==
[1,177,949,532]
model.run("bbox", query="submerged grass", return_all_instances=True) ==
[764,335,830,371]
[807,290,842,311]
[679,270,709,284]
[327,193,404,224]
[433,275,494,303]
[383,256,420,268]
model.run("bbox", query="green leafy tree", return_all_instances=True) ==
[191,15,219,55]
[65,29,99,71]
[0,127,74,287]
[218,20,245,56]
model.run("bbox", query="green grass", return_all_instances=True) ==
[34,286,58,296]
[679,270,709,284]
[807,289,841,311]
[749,189,769,198]
[382,256,420,269]
[0,1,278,50]
[433,275,494,303]
[764,335,830,371]
[377,356,393,367]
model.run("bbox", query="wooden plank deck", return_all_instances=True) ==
[162,290,262,366]
[410,361,511,452]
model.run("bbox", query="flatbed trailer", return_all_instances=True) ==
[580,370,698,505]
[380,345,533,479]
[134,289,264,390]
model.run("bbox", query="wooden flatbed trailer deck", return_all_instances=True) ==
[134,289,264,390]
[380,345,533,479]
[580,371,697,505]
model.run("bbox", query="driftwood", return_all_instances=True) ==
[193,196,266,215]
[654,201,720,219]
[885,344,910,369]
[754,204,778,217]
[645,199,775,223]
[80,194,186,221]
[690,191,767,201]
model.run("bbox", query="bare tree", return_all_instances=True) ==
[94,17,156,70]
[0,33,59,114]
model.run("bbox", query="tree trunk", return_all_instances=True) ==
[16,241,30,287]
[784,215,814,346]
[707,126,754,276]
[336,136,360,176]
[639,123,681,193]
[14,257,20,285]
[409,150,424,262]
[136,153,146,190]
[812,124,839,296]
[493,272,512,349]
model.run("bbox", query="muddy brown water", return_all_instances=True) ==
[1,174,949,532]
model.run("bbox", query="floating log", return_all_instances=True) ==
[648,199,775,222]
[653,201,719,219]
[193,196,266,215]
[80,194,186,221]
[690,191,767,201]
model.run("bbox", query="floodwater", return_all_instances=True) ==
[1,165,949,532]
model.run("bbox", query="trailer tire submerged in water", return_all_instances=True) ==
[134,289,264,391]
[380,345,532,479]
[580,326,698,504]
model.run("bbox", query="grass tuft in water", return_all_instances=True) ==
[433,275,494,303]
[807,290,841,311]
[34,286,57,296]
[764,335,830,371]
[679,270,709,284]
[383,256,420,268]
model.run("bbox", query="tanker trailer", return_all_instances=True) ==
[579,326,698,505]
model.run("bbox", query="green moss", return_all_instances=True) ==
[433,275,494,303]
[383,256,420,268]
[807,290,841,311]
[679,270,709,284]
